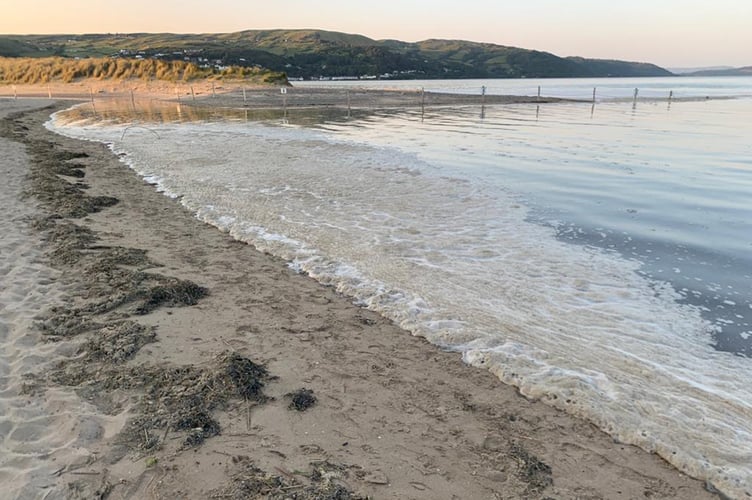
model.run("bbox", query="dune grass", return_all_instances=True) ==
[0,56,287,85]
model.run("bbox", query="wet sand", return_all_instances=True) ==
[0,97,719,499]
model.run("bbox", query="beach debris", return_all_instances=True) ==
[134,279,208,315]
[33,227,205,320]
[210,457,366,500]
[177,407,221,448]
[37,307,100,339]
[287,388,317,411]
[106,352,270,450]
[224,352,270,400]
[1,114,118,220]
[85,246,154,272]
[215,461,287,498]
[81,321,157,363]
[509,442,553,493]
[28,159,118,218]
[6,111,226,452]
[36,220,96,265]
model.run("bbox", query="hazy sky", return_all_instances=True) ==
[2,0,750,67]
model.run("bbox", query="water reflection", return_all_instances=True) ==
[57,97,371,127]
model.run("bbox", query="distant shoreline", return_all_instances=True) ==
[0,81,579,110]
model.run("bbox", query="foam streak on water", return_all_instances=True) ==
[49,104,752,497]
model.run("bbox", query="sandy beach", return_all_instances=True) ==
[0,96,719,499]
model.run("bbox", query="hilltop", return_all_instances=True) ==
[682,66,752,77]
[0,29,672,80]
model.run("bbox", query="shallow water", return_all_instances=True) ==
[49,77,752,497]
[294,76,752,102]
[311,100,752,355]
[296,75,752,100]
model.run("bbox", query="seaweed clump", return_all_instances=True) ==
[78,352,274,451]
[510,442,553,493]
[32,219,97,266]
[287,388,317,411]
[224,352,270,400]
[135,280,208,315]
[23,137,118,218]
[81,321,157,363]
[210,457,366,500]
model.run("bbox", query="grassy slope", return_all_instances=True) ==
[0,56,287,85]
[0,30,674,79]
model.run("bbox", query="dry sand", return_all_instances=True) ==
[0,99,128,500]
[0,96,720,499]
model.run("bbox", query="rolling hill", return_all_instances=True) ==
[683,66,752,77]
[0,29,674,80]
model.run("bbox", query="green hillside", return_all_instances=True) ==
[0,29,674,80]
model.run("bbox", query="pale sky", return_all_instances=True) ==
[2,0,750,67]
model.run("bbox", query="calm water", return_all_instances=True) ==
[297,75,752,100]
[50,77,752,497]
